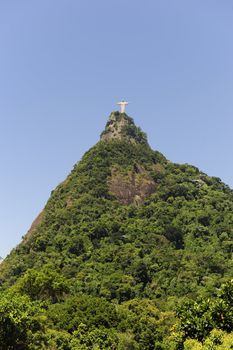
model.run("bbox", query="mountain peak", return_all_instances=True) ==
[100,111,148,145]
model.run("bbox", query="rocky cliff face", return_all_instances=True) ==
[108,165,155,205]
[100,111,148,145]
[100,112,154,204]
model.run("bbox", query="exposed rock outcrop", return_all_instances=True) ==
[108,164,155,205]
[100,111,148,145]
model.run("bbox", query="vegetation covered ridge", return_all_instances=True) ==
[0,112,232,349]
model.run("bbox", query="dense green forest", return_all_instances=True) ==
[0,112,233,349]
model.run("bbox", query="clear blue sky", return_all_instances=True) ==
[0,0,233,258]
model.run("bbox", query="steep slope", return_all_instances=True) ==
[0,112,233,349]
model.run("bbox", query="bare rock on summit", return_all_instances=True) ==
[100,111,148,145]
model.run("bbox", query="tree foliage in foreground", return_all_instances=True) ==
[175,281,233,347]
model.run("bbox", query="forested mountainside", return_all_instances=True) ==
[0,112,233,350]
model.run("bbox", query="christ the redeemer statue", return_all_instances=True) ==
[117,100,128,113]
